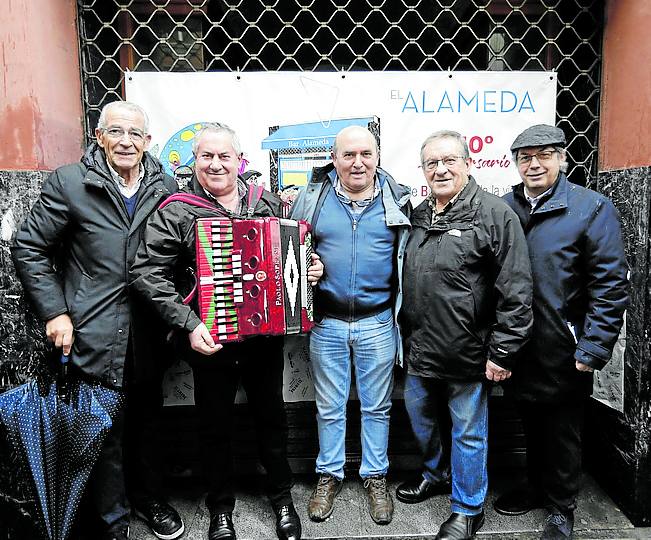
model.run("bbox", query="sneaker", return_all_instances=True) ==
[541,509,574,539]
[102,523,130,540]
[307,474,342,522]
[363,475,394,525]
[134,498,184,540]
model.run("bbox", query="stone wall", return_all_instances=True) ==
[0,169,50,539]
[585,166,651,525]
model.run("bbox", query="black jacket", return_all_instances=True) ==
[503,174,629,401]
[129,177,282,366]
[11,144,177,387]
[402,177,533,381]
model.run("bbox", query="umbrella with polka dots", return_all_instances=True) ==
[0,354,123,540]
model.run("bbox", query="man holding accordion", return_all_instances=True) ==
[130,122,322,540]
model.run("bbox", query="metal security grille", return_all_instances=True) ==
[77,0,603,186]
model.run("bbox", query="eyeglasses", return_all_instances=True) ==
[103,127,146,143]
[421,156,465,171]
[516,149,558,166]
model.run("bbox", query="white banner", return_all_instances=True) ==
[127,70,556,202]
[126,71,557,405]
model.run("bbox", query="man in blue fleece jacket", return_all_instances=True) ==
[289,125,411,526]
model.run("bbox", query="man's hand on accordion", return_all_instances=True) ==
[189,322,224,355]
[307,253,324,286]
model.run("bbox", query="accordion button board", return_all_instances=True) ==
[195,216,314,343]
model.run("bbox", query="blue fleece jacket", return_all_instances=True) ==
[314,180,396,320]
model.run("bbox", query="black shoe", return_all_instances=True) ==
[435,511,485,540]
[275,504,302,540]
[209,512,236,540]
[396,476,451,504]
[541,509,574,539]
[134,499,184,540]
[101,523,130,540]
[493,486,545,516]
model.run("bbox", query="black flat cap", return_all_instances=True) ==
[510,124,566,151]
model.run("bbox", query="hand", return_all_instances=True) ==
[307,252,324,285]
[575,361,594,373]
[45,314,75,355]
[189,323,223,355]
[486,360,512,382]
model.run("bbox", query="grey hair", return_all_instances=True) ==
[420,130,470,163]
[332,125,378,156]
[192,122,242,156]
[512,146,568,173]
[97,101,150,133]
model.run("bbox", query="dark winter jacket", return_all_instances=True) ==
[129,176,282,366]
[402,176,533,381]
[503,174,629,401]
[11,144,177,387]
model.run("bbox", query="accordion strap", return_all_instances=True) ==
[158,192,228,215]
[246,184,264,216]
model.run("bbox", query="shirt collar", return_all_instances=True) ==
[524,185,554,212]
[202,178,247,213]
[428,178,469,219]
[333,175,380,210]
[107,162,144,189]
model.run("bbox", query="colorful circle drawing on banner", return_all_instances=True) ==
[159,122,207,176]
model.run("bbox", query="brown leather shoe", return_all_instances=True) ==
[307,475,342,522]
[363,475,394,525]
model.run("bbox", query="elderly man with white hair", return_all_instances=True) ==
[12,101,183,540]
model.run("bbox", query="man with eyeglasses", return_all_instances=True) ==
[399,130,533,540]
[12,101,183,540]
[495,124,628,539]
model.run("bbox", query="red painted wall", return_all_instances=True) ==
[599,1,651,171]
[0,0,84,171]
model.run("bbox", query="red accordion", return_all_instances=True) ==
[195,216,314,343]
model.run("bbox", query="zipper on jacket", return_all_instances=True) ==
[349,216,358,320]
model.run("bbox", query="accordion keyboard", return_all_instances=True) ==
[195,216,314,343]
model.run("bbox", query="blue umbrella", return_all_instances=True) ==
[0,354,123,540]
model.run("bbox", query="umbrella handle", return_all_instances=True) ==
[59,354,70,402]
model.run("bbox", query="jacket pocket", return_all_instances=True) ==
[69,273,93,326]
[433,224,474,272]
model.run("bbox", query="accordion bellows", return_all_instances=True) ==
[195,217,314,343]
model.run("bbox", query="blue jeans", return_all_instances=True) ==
[310,308,396,480]
[404,374,487,515]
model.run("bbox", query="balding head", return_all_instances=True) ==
[332,126,378,156]
[331,125,379,199]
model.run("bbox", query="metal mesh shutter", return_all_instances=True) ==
[77,0,603,186]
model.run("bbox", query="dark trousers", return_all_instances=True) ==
[123,372,166,505]
[81,352,166,532]
[519,399,586,513]
[85,399,130,529]
[192,337,293,514]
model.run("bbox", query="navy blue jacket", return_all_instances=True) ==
[503,174,629,402]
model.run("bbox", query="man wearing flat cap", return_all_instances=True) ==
[495,124,629,539]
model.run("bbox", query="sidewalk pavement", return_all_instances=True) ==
[129,473,651,539]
